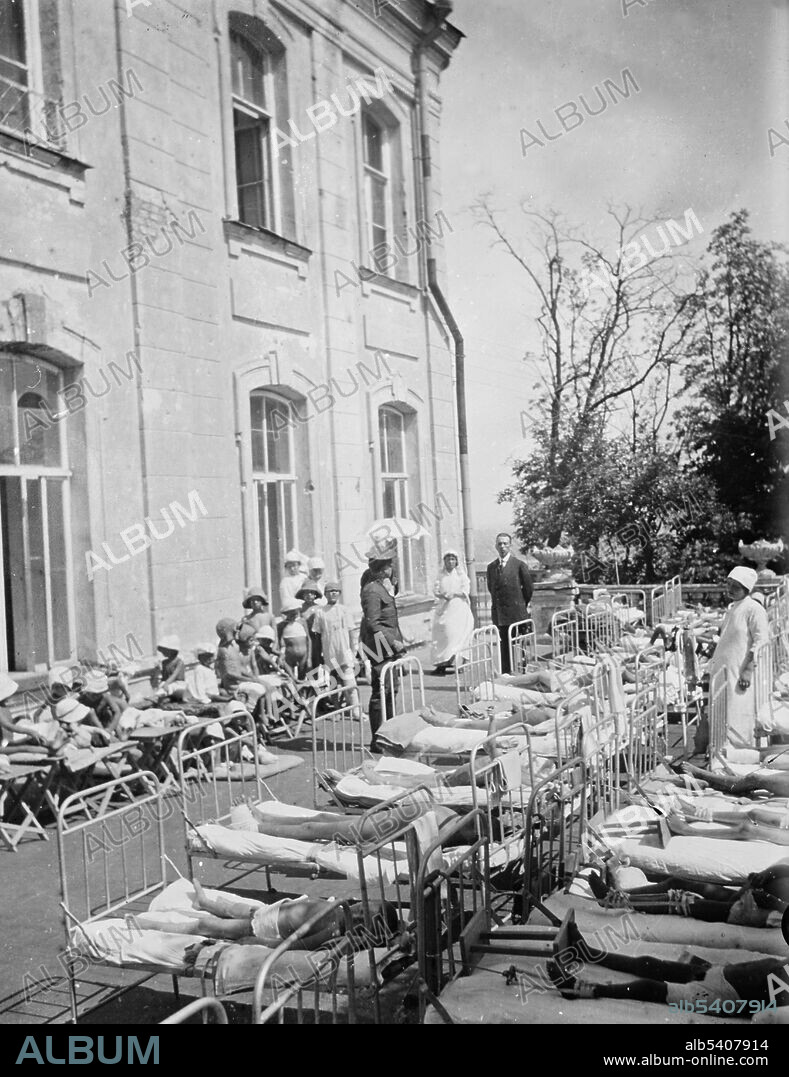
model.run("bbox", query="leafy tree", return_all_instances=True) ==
[675,210,789,543]
[501,430,738,584]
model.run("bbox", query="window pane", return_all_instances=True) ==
[370,176,387,229]
[26,478,49,667]
[230,32,267,108]
[264,396,291,474]
[18,391,59,466]
[363,113,383,172]
[386,411,405,473]
[46,479,70,661]
[379,410,389,472]
[234,112,271,229]
[257,479,297,613]
[401,537,413,593]
[382,479,397,520]
[282,482,295,551]
[0,354,15,463]
[256,482,271,600]
[250,394,266,471]
[0,476,22,668]
[0,0,28,132]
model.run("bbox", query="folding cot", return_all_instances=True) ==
[0,761,52,850]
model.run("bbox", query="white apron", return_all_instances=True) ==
[431,568,474,664]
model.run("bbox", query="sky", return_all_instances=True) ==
[439,0,789,554]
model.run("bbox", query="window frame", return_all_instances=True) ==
[0,0,49,145]
[230,28,281,234]
[378,404,421,594]
[249,389,299,605]
[0,351,76,672]
[362,109,394,272]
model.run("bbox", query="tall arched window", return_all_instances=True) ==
[0,352,74,671]
[250,390,301,609]
[378,404,424,594]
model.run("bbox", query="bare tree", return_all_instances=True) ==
[474,201,697,504]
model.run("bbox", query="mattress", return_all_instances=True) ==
[189,821,402,882]
[70,880,385,990]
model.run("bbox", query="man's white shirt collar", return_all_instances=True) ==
[498,552,511,567]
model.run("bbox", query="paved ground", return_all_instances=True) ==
[0,644,460,1025]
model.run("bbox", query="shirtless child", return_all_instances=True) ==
[138,880,399,950]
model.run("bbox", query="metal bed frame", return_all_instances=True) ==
[467,727,532,898]
[507,618,538,674]
[650,574,683,625]
[521,758,588,924]
[580,605,622,654]
[414,809,490,1023]
[380,654,426,725]
[551,609,580,660]
[706,667,730,769]
[454,639,499,706]
[174,713,279,885]
[161,997,229,1024]
[311,693,371,808]
[625,688,664,790]
[56,771,204,1023]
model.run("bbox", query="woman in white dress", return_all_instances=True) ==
[430,550,474,675]
[707,565,770,745]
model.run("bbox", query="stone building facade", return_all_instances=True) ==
[0,0,463,676]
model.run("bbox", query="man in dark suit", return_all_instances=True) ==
[486,532,534,674]
[359,552,406,751]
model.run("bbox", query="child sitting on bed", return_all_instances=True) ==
[587,861,789,927]
[139,880,400,951]
[547,910,789,1015]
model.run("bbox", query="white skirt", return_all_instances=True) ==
[431,596,474,664]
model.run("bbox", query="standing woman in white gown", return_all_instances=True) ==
[708,565,770,745]
[430,550,474,674]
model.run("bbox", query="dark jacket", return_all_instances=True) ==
[360,580,404,665]
[486,554,534,626]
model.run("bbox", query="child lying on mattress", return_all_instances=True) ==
[547,911,789,1015]
[587,861,789,927]
[138,880,399,950]
[669,760,789,800]
[236,798,479,846]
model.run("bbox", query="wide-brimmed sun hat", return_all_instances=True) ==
[242,585,269,608]
[280,598,303,614]
[55,697,90,724]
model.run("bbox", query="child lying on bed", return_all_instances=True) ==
[138,880,399,950]
[587,862,789,927]
[547,910,789,1014]
[676,761,789,800]
[236,798,479,846]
